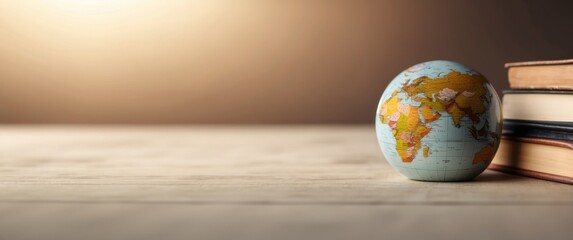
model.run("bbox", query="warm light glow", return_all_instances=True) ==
[0,0,402,124]
[45,0,151,14]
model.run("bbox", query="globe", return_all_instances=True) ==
[376,60,502,181]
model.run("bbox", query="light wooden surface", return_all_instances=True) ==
[0,125,572,240]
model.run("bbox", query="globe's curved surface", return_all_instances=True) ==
[376,60,502,181]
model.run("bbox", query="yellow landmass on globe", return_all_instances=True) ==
[379,96,431,162]
[472,144,494,164]
[403,71,487,127]
[379,71,495,163]
[420,105,441,123]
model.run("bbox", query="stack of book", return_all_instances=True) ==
[489,59,573,184]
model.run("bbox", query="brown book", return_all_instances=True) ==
[489,136,573,184]
[506,59,573,90]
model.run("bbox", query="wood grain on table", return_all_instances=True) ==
[0,125,572,240]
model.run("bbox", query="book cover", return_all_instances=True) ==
[503,120,573,141]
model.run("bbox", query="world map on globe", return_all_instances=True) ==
[375,60,502,181]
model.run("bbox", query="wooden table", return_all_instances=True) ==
[0,125,572,240]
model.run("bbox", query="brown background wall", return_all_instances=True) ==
[1,0,572,124]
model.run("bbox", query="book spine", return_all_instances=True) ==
[489,164,573,185]
[508,83,573,91]
[503,130,573,141]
